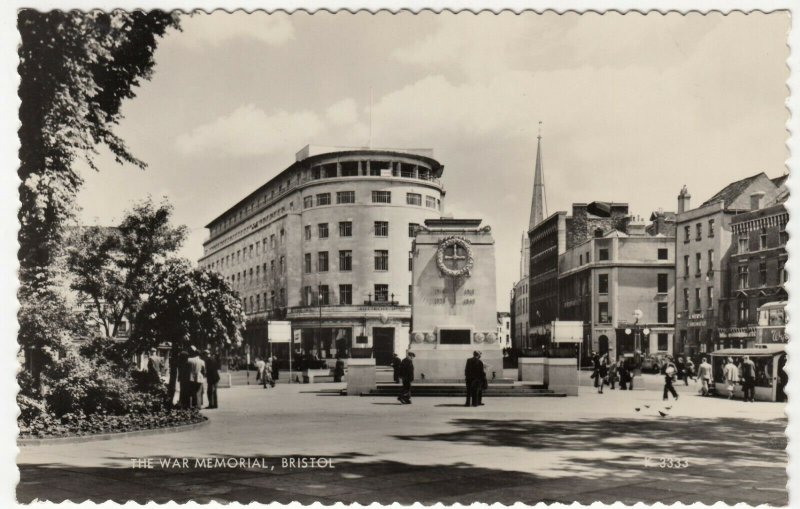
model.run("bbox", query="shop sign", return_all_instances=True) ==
[719,327,756,339]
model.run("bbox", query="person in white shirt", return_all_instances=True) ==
[723,357,739,399]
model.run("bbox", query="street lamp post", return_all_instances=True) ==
[624,309,650,376]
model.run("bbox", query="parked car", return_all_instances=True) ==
[641,352,669,374]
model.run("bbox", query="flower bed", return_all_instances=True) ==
[19,408,206,440]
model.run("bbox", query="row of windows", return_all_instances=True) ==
[225,257,287,287]
[241,288,286,313]
[304,221,420,240]
[595,273,670,295]
[682,287,714,312]
[683,219,716,243]
[736,259,787,289]
[202,230,286,271]
[302,191,440,209]
[682,250,714,277]
[301,283,410,306]
[577,248,669,266]
[736,226,788,254]
[304,250,407,273]
[597,302,670,324]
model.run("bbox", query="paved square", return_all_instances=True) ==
[18,376,788,505]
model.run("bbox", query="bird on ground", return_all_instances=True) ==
[665,406,672,410]
[658,410,668,417]
[644,404,650,409]
[635,407,641,412]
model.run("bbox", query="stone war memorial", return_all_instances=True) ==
[410,218,502,380]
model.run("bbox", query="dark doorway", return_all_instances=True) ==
[598,335,609,355]
[373,327,395,366]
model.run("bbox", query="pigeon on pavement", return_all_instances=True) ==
[658,410,668,417]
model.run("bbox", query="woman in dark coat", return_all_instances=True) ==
[333,355,345,383]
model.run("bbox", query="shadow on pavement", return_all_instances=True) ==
[18,416,787,505]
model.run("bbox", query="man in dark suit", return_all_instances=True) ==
[397,352,415,404]
[465,351,485,407]
[391,353,402,383]
[203,349,220,409]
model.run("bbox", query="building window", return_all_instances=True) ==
[339,250,352,271]
[374,250,389,271]
[318,285,329,305]
[372,191,391,203]
[657,333,669,351]
[316,193,331,206]
[408,223,419,237]
[304,225,312,240]
[708,219,715,237]
[339,284,352,305]
[426,196,437,208]
[339,221,352,237]
[256,294,261,311]
[408,253,413,271]
[579,254,583,265]
[270,234,276,247]
[737,265,749,289]
[318,252,329,272]
[598,274,608,294]
[696,223,702,241]
[374,284,389,302]
[270,260,275,273]
[404,193,421,207]
[738,236,748,254]
[694,288,701,312]
[598,302,610,323]
[256,265,260,280]
[759,260,767,287]
[304,253,312,273]
[280,229,285,243]
[303,196,313,209]
[270,291,275,309]
[304,286,313,306]
[657,303,669,323]
[598,248,609,261]
[318,223,329,239]
[279,256,285,273]
[759,227,768,250]
[707,249,714,273]
[336,191,355,204]
[374,221,389,237]
[707,286,714,309]
[279,288,284,306]
[779,224,788,245]
[695,253,702,276]
[657,273,668,293]
[684,225,690,243]
[684,255,690,277]
[586,251,591,263]
[408,285,413,306]
[779,259,787,284]
[738,299,749,322]
[658,248,668,260]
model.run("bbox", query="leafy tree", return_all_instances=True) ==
[130,259,245,396]
[18,9,180,287]
[67,197,188,339]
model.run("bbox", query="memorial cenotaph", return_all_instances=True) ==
[410,218,501,381]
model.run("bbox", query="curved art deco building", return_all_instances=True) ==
[199,145,446,364]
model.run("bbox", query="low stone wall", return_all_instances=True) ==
[518,357,546,384]
[545,358,579,396]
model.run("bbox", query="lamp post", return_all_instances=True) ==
[624,309,650,375]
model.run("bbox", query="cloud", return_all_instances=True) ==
[325,98,359,126]
[177,11,294,48]
[175,104,325,157]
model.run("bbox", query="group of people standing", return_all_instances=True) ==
[590,352,635,393]
[169,345,221,410]
[391,350,490,406]
[721,355,758,402]
[254,356,279,388]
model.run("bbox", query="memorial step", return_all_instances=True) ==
[363,384,565,397]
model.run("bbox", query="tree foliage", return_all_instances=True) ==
[67,197,188,338]
[18,9,180,286]
[130,259,245,355]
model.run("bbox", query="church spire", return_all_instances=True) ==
[528,122,547,230]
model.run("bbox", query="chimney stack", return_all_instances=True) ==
[750,191,765,211]
[677,185,691,214]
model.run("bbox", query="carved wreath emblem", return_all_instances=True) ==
[436,236,474,278]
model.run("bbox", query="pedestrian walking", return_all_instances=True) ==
[333,354,345,383]
[741,355,757,402]
[397,351,415,404]
[723,357,739,400]
[177,350,191,408]
[617,356,631,390]
[254,357,265,384]
[146,348,163,386]
[685,357,696,385]
[391,353,402,384]
[263,358,273,388]
[203,349,220,409]
[272,355,280,382]
[661,356,678,401]
[597,353,609,394]
[464,351,485,407]
[697,357,712,396]
[607,356,618,390]
[675,356,686,386]
[590,351,601,388]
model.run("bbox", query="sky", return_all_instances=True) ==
[74,11,790,311]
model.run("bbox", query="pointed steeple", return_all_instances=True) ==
[528,122,547,230]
